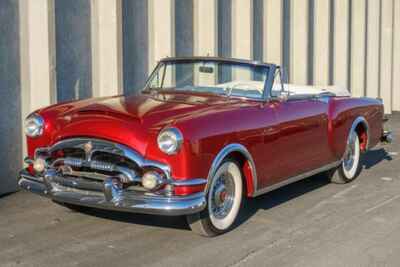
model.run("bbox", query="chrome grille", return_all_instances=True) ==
[38,137,171,178]
[34,138,171,192]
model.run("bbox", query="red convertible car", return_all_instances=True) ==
[20,57,392,236]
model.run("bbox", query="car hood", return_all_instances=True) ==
[53,92,235,125]
[38,92,245,155]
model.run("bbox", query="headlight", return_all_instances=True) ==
[24,113,44,137]
[157,127,183,155]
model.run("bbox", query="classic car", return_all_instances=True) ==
[19,57,392,236]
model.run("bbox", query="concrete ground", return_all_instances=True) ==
[1,114,399,267]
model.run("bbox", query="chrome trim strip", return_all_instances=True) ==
[170,178,207,187]
[20,170,44,183]
[159,56,275,68]
[206,143,258,194]
[253,161,341,197]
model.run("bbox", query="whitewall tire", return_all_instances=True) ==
[331,130,362,183]
[186,160,243,236]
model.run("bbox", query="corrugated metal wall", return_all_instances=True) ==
[19,0,400,115]
[0,0,399,194]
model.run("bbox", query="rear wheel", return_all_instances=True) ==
[186,160,243,237]
[330,129,362,183]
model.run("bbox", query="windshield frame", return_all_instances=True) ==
[143,57,277,101]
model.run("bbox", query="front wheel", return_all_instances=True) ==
[330,130,362,183]
[186,160,243,237]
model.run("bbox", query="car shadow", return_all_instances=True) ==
[235,172,331,227]
[0,191,17,199]
[361,147,392,169]
[70,206,190,231]
[73,174,331,233]
[70,148,393,233]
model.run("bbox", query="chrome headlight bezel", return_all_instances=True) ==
[157,127,183,155]
[24,113,44,138]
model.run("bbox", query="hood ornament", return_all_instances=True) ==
[83,141,93,154]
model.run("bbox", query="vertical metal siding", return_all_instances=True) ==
[55,0,92,102]
[19,0,400,114]
[217,0,232,83]
[122,0,149,93]
[0,0,21,194]
[253,0,264,62]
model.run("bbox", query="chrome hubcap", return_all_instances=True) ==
[343,133,356,171]
[210,174,235,219]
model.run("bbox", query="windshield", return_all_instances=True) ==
[145,60,270,100]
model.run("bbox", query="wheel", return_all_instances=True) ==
[186,160,243,237]
[330,129,362,183]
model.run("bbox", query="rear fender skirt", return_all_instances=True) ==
[205,144,258,196]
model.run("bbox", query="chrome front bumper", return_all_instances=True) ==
[18,170,206,216]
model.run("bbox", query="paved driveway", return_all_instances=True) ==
[1,114,399,267]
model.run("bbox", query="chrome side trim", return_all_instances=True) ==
[20,169,44,183]
[170,178,207,187]
[349,116,370,150]
[206,143,258,194]
[253,160,341,197]
[159,56,275,68]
